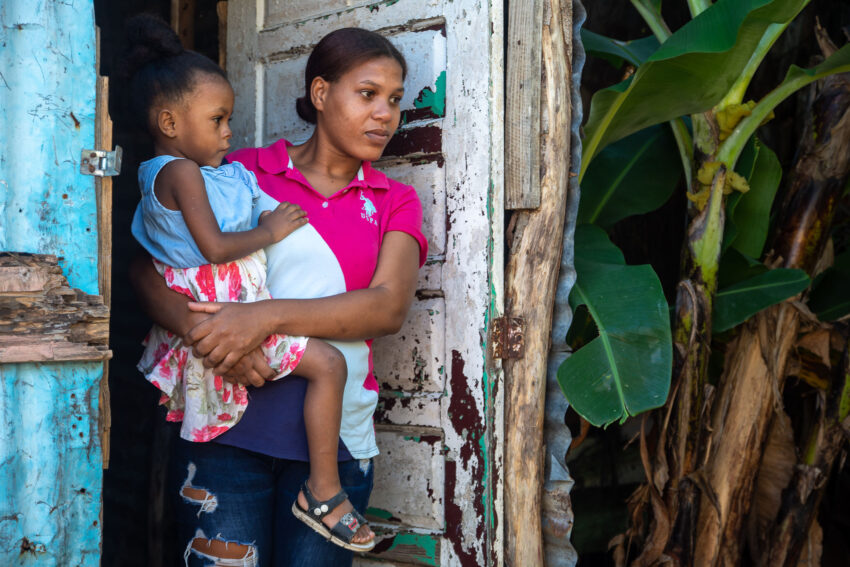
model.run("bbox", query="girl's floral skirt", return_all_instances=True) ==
[137,250,307,442]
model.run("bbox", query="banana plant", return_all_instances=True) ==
[559,0,850,429]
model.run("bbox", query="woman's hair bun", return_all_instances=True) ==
[296,96,318,124]
[123,14,183,79]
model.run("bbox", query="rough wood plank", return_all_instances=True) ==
[217,1,228,70]
[171,0,196,50]
[95,74,113,469]
[505,0,543,209]
[504,0,572,564]
[0,253,110,363]
[0,336,111,363]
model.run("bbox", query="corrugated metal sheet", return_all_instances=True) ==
[544,0,585,565]
[0,1,103,565]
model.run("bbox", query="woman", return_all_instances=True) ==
[132,27,426,567]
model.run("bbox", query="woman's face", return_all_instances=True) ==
[313,56,405,163]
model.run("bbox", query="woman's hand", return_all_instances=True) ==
[220,347,276,388]
[184,301,275,375]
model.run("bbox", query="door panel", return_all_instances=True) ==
[228,2,502,563]
[0,2,107,565]
[374,298,445,393]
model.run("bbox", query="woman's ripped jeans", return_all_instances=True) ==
[169,437,374,567]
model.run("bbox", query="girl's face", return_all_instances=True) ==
[160,74,234,167]
[313,57,405,162]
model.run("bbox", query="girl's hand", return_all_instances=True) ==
[258,202,308,243]
[220,348,276,388]
[184,301,275,375]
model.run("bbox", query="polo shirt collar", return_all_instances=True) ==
[256,138,391,191]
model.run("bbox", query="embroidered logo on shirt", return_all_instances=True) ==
[360,192,377,226]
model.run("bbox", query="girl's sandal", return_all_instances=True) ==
[291,482,376,552]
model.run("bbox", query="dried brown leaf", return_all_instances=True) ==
[747,411,796,562]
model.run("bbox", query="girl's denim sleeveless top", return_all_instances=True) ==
[131,155,261,268]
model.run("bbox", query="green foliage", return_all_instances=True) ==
[581,29,660,68]
[716,43,850,167]
[578,124,681,227]
[726,139,782,258]
[558,226,672,427]
[713,268,809,332]
[808,250,850,321]
[563,0,850,426]
[581,0,808,178]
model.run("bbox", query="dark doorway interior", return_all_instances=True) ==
[94,2,222,564]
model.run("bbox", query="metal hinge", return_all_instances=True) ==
[80,146,122,177]
[492,316,525,359]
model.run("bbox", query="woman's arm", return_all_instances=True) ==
[185,231,421,374]
[160,160,307,264]
[129,253,275,386]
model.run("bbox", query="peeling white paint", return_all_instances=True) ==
[228,2,501,564]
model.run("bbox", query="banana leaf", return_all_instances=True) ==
[581,0,809,178]
[578,124,681,228]
[717,43,850,165]
[581,29,660,68]
[713,268,810,332]
[558,225,672,427]
[725,139,782,258]
[808,249,850,321]
[717,247,767,289]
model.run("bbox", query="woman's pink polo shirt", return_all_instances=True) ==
[213,138,427,460]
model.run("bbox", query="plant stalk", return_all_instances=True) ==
[718,23,790,110]
[687,0,712,19]
[629,0,671,43]
[691,61,850,567]
[717,47,850,171]
[670,118,694,188]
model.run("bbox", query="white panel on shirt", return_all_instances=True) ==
[254,191,378,458]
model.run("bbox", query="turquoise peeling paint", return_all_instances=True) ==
[0,0,99,294]
[0,2,103,565]
[413,71,447,118]
[0,363,103,565]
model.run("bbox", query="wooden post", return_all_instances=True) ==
[95,74,113,469]
[172,0,196,50]
[505,0,543,209]
[504,0,572,564]
[217,1,228,71]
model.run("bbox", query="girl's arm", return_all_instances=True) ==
[129,252,276,387]
[158,159,307,264]
[184,231,421,375]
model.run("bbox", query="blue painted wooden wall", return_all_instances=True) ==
[0,1,104,565]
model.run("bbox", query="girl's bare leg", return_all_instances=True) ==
[293,340,374,544]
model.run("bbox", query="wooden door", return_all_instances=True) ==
[0,1,113,564]
[227,2,505,565]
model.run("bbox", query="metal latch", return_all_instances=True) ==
[80,146,122,177]
[492,316,525,359]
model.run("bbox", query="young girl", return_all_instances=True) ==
[125,14,374,552]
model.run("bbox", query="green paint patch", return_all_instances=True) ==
[366,507,394,521]
[387,533,439,566]
[413,71,447,117]
[404,436,422,442]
